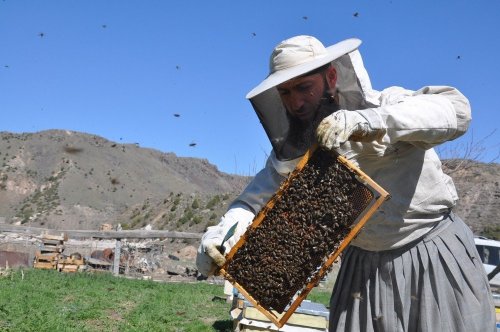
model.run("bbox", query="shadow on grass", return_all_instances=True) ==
[212,319,233,331]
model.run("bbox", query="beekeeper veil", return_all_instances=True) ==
[246,35,380,161]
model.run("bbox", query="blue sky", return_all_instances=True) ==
[1,0,499,175]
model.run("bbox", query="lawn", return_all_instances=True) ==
[0,269,331,331]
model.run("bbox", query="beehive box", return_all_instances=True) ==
[232,294,330,331]
[219,146,390,328]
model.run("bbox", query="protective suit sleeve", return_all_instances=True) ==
[230,156,286,215]
[316,110,386,149]
[356,86,471,149]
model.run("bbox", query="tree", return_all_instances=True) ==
[438,129,499,175]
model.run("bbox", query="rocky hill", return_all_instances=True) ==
[0,130,251,233]
[442,159,500,238]
[0,130,498,239]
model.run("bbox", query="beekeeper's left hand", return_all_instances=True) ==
[316,110,385,149]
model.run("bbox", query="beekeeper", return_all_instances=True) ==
[196,35,495,331]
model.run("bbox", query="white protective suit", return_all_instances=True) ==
[205,48,470,253]
[196,39,496,332]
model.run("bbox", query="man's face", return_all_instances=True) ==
[277,72,326,122]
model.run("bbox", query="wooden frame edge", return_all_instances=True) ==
[219,145,391,329]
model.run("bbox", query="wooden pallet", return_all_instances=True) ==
[57,257,85,273]
[34,252,60,270]
[57,264,81,273]
[39,244,65,253]
[41,233,68,241]
[33,233,67,270]
[39,233,66,254]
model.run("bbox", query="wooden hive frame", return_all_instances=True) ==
[218,145,390,328]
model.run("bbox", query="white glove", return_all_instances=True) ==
[196,228,225,277]
[316,110,385,149]
[196,207,255,276]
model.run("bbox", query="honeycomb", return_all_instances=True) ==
[223,148,379,314]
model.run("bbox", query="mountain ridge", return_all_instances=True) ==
[0,130,498,239]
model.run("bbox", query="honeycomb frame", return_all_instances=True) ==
[219,145,390,328]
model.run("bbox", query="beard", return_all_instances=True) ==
[278,94,339,160]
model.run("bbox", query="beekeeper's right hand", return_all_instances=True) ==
[196,207,255,277]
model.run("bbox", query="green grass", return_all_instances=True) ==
[0,269,233,331]
[0,269,332,332]
[306,287,331,307]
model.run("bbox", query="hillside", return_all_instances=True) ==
[0,130,251,233]
[0,130,498,238]
[442,159,500,238]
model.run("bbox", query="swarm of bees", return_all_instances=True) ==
[225,148,374,313]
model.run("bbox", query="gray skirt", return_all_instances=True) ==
[329,212,496,332]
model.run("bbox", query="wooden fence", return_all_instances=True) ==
[0,223,202,239]
[0,223,203,275]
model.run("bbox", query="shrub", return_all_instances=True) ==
[193,215,203,224]
[206,195,220,209]
[482,225,500,240]
[191,198,200,209]
[206,220,218,228]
